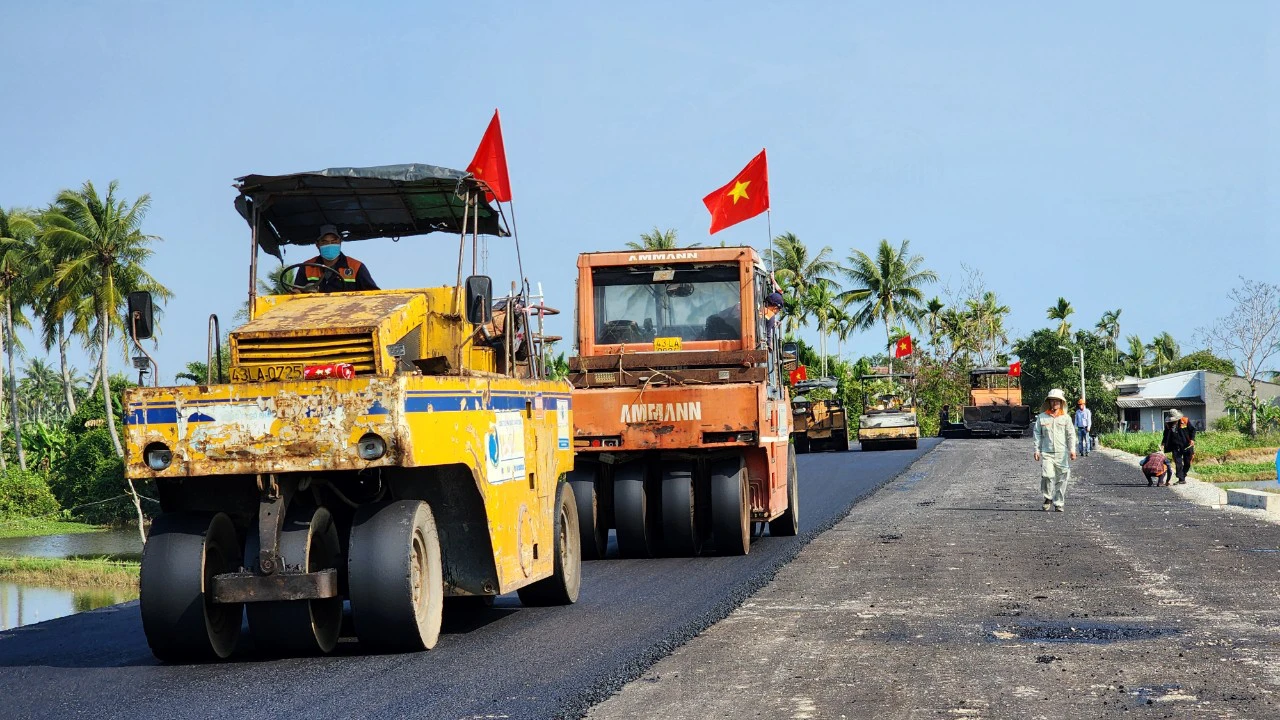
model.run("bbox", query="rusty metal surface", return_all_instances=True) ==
[211,569,339,604]
[567,366,766,388]
[569,349,767,372]
[235,292,422,335]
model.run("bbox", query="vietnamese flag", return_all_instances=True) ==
[1009,360,1022,377]
[789,365,807,385]
[894,335,913,359]
[467,110,511,202]
[703,149,769,234]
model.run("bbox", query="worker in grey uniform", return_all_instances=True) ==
[1032,388,1077,512]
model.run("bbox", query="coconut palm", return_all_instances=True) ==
[1095,308,1122,355]
[923,298,945,357]
[802,282,841,376]
[766,233,838,303]
[626,227,697,251]
[830,305,854,360]
[839,239,937,370]
[966,291,1010,366]
[29,213,93,417]
[1047,297,1074,338]
[41,181,173,459]
[1123,334,1149,377]
[0,207,40,469]
[1148,332,1180,375]
[18,358,63,424]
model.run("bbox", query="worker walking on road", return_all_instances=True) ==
[1074,398,1092,456]
[1033,388,1077,512]
[1162,409,1196,484]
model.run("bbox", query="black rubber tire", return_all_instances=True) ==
[794,435,810,454]
[769,450,800,537]
[245,505,343,656]
[837,431,851,452]
[907,438,919,450]
[614,462,660,558]
[517,482,583,606]
[348,500,443,652]
[568,469,607,561]
[860,439,879,452]
[660,461,701,556]
[140,512,243,662]
[710,454,750,556]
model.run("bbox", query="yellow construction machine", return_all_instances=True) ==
[124,164,579,661]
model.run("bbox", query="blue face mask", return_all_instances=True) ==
[318,244,342,261]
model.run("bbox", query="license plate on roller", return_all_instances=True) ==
[230,364,305,383]
[653,337,682,352]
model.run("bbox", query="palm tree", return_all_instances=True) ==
[966,291,1010,366]
[830,305,854,360]
[626,227,697,251]
[30,212,91,417]
[0,208,39,469]
[1047,297,1074,338]
[1095,308,1122,355]
[1148,332,1180,375]
[839,239,937,370]
[923,297,945,358]
[18,358,63,424]
[1123,334,1148,377]
[766,233,838,303]
[802,283,841,376]
[41,181,173,460]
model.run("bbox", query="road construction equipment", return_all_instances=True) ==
[566,247,798,559]
[790,378,850,453]
[124,164,579,661]
[858,373,920,451]
[941,367,1031,438]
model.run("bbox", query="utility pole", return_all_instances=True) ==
[1059,345,1086,402]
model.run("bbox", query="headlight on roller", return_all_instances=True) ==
[357,433,387,460]
[144,443,172,471]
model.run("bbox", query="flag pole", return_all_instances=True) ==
[766,209,774,276]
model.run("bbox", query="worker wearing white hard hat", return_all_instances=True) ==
[1032,388,1077,511]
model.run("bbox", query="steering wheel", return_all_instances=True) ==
[281,262,342,293]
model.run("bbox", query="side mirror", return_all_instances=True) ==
[782,342,798,357]
[127,291,154,340]
[464,276,493,325]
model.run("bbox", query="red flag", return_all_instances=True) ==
[467,110,511,202]
[894,335,913,359]
[1009,361,1022,377]
[703,149,769,234]
[789,365,807,385]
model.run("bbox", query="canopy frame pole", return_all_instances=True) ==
[455,193,471,316]
[249,204,260,321]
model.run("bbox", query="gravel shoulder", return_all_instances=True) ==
[586,439,1280,719]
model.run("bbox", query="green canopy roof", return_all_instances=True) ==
[235,164,507,258]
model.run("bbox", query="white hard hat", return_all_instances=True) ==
[1046,388,1067,402]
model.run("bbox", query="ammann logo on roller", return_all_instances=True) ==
[626,252,699,262]
[620,401,702,424]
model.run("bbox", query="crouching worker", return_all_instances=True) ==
[1141,444,1172,487]
[1033,388,1077,512]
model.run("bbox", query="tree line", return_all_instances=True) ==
[0,181,169,525]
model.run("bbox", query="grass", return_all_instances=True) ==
[1100,431,1279,483]
[0,555,139,591]
[1219,483,1280,494]
[0,516,107,540]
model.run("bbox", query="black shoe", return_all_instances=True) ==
[1148,479,1154,487]
[1053,505,1064,512]
[1176,479,1187,484]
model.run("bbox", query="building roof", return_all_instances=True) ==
[1115,397,1205,409]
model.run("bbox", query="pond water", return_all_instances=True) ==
[0,581,137,631]
[0,529,144,630]
[0,528,143,560]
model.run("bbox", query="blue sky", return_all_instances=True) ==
[1,2,1275,379]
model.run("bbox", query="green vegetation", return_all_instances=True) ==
[0,181,170,537]
[0,555,139,590]
[0,516,104,539]
[1100,431,1280,483]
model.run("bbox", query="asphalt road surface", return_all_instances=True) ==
[0,439,939,720]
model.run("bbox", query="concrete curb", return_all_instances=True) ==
[1094,446,1280,525]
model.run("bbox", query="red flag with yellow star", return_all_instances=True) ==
[894,335,913,359]
[467,110,511,202]
[703,149,769,234]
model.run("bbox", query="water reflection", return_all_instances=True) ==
[0,529,143,559]
[0,581,138,630]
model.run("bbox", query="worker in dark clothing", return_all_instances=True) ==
[939,405,951,437]
[294,224,379,293]
[1161,409,1197,484]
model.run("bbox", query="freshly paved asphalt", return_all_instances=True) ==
[0,439,939,720]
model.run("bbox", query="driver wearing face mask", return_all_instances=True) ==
[297,225,380,292]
